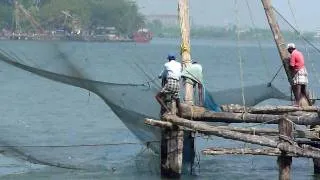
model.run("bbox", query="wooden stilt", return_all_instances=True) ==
[311,125,320,173]
[161,126,184,178]
[277,118,293,180]
[161,100,184,178]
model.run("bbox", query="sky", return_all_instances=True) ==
[134,0,320,31]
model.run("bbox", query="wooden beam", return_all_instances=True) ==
[202,147,297,157]
[163,114,320,159]
[145,118,320,139]
[145,118,173,129]
[182,104,319,125]
[181,104,320,125]
[221,104,320,114]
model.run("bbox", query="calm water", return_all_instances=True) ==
[0,38,319,179]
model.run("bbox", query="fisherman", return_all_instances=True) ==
[287,43,309,106]
[182,61,203,106]
[155,54,182,116]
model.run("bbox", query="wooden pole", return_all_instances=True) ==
[180,104,320,126]
[261,0,292,84]
[221,104,320,114]
[145,118,319,139]
[277,118,293,180]
[178,0,195,172]
[179,0,193,105]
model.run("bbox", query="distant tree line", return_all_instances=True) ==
[0,0,145,35]
[147,20,316,41]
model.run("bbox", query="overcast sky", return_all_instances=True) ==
[134,0,319,31]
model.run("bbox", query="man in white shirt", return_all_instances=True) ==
[156,54,182,116]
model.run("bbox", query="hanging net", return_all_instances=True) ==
[0,0,319,177]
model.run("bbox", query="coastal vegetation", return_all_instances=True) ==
[0,0,144,35]
[147,20,317,41]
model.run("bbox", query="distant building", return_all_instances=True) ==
[314,28,320,38]
[146,14,179,27]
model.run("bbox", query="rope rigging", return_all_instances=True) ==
[234,0,246,107]
[277,1,320,94]
[245,0,270,80]
[272,7,320,54]
[0,141,160,149]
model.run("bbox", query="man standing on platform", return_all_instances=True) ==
[287,43,310,106]
[156,54,182,116]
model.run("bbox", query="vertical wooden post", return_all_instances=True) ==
[178,0,193,104]
[161,98,183,178]
[178,0,195,172]
[277,118,293,180]
[312,128,320,173]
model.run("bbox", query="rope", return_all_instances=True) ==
[245,0,270,79]
[287,0,315,88]
[272,7,320,54]
[234,0,246,107]
[0,141,160,148]
[268,64,283,85]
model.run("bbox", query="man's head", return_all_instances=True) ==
[167,53,176,61]
[287,43,296,54]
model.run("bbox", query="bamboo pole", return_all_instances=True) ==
[178,0,195,172]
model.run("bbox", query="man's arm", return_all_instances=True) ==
[158,69,164,79]
[288,56,296,76]
[158,64,166,79]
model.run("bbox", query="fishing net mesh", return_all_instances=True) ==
[0,0,319,175]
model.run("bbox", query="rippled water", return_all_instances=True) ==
[0,38,319,179]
